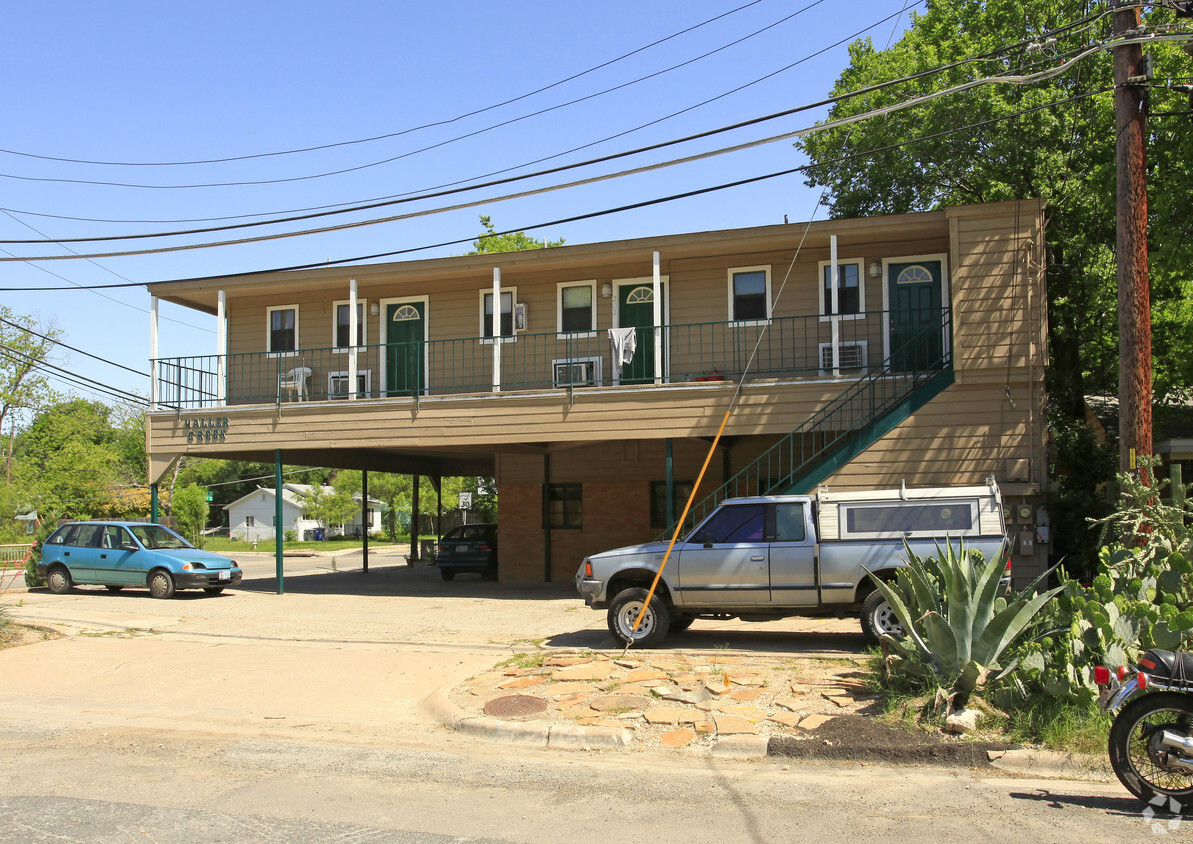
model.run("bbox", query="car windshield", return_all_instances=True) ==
[128,524,193,549]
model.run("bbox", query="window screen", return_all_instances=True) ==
[845,502,974,535]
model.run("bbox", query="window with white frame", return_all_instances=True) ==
[728,266,771,323]
[479,287,517,341]
[333,300,366,349]
[267,305,299,354]
[818,259,865,319]
[246,516,255,528]
[557,281,596,335]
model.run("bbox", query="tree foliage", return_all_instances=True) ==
[0,306,59,436]
[797,0,1193,407]
[467,215,565,255]
[171,483,210,546]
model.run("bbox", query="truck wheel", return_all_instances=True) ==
[607,587,672,648]
[861,587,903,644]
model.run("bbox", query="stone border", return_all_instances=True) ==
[425,684,770,758]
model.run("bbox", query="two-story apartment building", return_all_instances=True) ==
[144,199,1049,584]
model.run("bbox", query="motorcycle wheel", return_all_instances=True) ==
[1108,692,1193,814]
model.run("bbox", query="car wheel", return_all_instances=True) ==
[670,615,696,633]
[440,569,455,581]
[607,587,672,648]
[105,585,124,593]
[203,587,224,596]
[47,565,72,595]
[148,570,176,600]
[861,587,903,644]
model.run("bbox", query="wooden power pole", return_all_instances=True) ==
[1113,2,1153,479]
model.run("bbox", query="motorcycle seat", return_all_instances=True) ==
[1140,649,1193,684]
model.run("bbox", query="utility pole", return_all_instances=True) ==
[1113,1,1152,480]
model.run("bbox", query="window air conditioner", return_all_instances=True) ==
[818,341,868,374]
[552,357,601,388]
[328,371,372,399]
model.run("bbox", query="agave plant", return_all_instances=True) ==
[868,539,1062,710]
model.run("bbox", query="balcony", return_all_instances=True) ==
[151,309,947,410]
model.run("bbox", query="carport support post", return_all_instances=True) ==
[150,483,159,524]
[275,450,284,595]
[411,474,420,562]
[361,469,369,574]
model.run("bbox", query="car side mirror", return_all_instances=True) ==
[702,533,715,548]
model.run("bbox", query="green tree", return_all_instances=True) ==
[797,0,1192,405]
[298,484,356,534]
[171,483,210,546]
[467,215,565,255]
[796,0,1193,569]
[0,307,60,437]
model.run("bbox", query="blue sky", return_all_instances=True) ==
[1,0,917,406]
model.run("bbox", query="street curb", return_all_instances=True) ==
[986,748,1113,782]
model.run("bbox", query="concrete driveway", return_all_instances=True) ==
[0,549,864,746]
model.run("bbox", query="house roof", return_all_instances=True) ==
[144,199,1044,315]
[223,483,382,511]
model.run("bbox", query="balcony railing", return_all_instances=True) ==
[151,309,944,410]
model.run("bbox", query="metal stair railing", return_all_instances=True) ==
[656,307,954,540]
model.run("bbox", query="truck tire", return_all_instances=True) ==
[861,587,903,644]
[607,587,672,648]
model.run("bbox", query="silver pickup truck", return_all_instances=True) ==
[576,482,1008,647]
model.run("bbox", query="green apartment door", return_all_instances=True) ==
[385,302,425,397]
[618,282,665,384]
[888,260,943,373]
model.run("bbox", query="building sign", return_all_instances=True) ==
[183,417,230,444]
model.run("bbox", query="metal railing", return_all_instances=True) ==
[152,309,935,409]
[656,307,955,539]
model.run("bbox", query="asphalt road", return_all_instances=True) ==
[0,553,1173,842]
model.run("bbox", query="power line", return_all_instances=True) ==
[0,344,147,404]
[0,3,1102,236]
[1,32,1165,264]
[0,315,148,378]
[0,0,769,170]
[0,86,1112,290]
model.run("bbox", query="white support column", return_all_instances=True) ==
[492,268,502,392]
[829,235,840,376]
[216,289,227,404]
[150,296,160,407]
[652,251,662,384]
[348,278,359,400]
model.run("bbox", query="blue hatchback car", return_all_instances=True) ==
[37,521,242,599]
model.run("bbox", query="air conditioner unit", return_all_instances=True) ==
[513,302,528,332]
[818,341,868,375]
[328,370,372,399]
[552,357,601,388]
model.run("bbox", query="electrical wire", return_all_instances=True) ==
[0,346,147,406]
[0,32,1166,264]
[0,85,1109,291]
[0,316,147,378]
[0,1,838,191]
[0,4,1109,233]
[0,0,770,170]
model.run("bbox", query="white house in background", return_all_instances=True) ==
[224,483,382,542]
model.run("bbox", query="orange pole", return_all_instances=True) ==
[631,407,733,633]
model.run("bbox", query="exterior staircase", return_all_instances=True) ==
[658,308,954,539]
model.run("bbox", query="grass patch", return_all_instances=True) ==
[201,537,385,554]
[1001,696,1112,755]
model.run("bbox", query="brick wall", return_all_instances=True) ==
[499,481,654,582]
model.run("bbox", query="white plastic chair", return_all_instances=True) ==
[279,366,311,401]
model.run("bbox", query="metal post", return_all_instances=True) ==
[362,469,369,574]
[150,483,159,524]
[830,235,841,375]
[149,296,160,408]
[411,474,420,562]
[216,289,227,404]
[1114,2,1153,478]
[349,278,359,400]
[275,450,284,595]
[653,251,662,384]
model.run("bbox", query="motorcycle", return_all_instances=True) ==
[1097,649,1193,814]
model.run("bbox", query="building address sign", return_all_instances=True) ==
[183,417,230,443]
